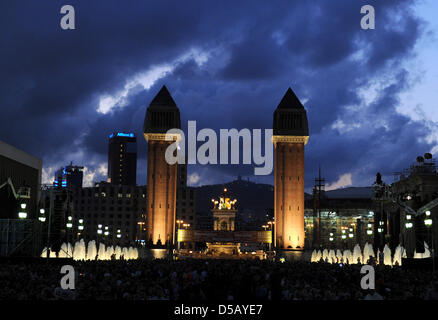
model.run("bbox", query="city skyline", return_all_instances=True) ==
[1,1,438,191]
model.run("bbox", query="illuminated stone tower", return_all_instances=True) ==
[144,86,181,246]
[272,88,309,250]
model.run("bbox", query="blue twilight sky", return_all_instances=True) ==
[0,0,437,191]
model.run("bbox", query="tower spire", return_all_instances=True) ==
[272,87,310,250]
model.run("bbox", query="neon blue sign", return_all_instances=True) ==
[109,132,134,138]
[117,132,134,138]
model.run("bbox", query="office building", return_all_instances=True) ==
[108,132,137,186]
[54,162,84,188]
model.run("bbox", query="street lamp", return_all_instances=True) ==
[78,219,84,230]
[424,212,434,273]
[66,216,73,229]
[103,226,109,242]
[267,221,274,230]
[176,220,184,251]
[262,225,268,231]
[18,203,27,219]
[38,208,46,222]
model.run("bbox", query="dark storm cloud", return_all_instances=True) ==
[0,0,432,188]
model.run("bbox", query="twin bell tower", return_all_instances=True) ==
[144,86,309,250]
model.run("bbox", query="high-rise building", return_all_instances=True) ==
[54,162,84,188]
[108,132,137,186]
[144,85,181,246]
[272,88,309,250]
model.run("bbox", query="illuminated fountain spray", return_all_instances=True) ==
[322,249,329,262]
[122,247,129,259]
[352,244,363,264]
[311,249,322,262]
[115,246,122,259]
[316,250,322,262]
[311,243,424,267]
[311,250,317,262]
[86,240,97,260]
[328,249,336,263]
[73,239,86,261]
[40,240,139,260]
[362,242,375,263]
[343,250,352,264]
[40,247,57,258]
[97,243,106,260]
[59,243,68,258]
[383,244,392,266]
[128,247,135,259]
[414,241,431,259]
[393,244,406,266]
[105,245,114,260]
[336,249,343,263]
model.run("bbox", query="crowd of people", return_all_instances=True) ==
[0,258,437,300]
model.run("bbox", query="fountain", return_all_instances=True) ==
[87,240,97,260]
[40,239,140,261]
[73,239,86,261]
[352,244,363,264]
[59,243,68,258]
[328,249,336,264]
[414,241,431,259]
[336,249,343,263]
[122,247,129,259]
[343,250,352,264]
[115,245,122,259]
[322,249,329,262]
[40,247,56,258]
[67,243,73,257]
[129,247,138,260]
[311,250,317,262]
[383,244,392,266]
[393,244,405,266]
[105,245,114,260]
[317,250,322,262]
[363,242,375,263]
[97,243,106,260]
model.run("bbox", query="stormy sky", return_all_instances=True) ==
[1,0,437,191]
